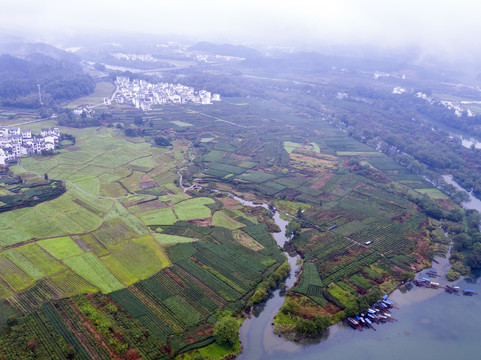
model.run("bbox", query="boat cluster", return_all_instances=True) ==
[413,278,441,288]
[412,277,477,295]
[346,295,397,331]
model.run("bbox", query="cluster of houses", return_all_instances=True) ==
[195,54,243,63]
[0,127,60,165]
[392,88,475,118]
[415,91,475,117]
[73,106,95,116]
[110,53,158,62]
[111,77,221,111]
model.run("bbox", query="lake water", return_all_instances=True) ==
[236,180,481,360]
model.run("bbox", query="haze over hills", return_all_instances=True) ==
[1,1,481,359]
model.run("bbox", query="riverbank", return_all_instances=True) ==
[233,174,481,360]
[237,235,481,360]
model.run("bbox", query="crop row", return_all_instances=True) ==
[322,252,381,286]
[41,302,91,360]
[55,299,112,359]
[195,241,267,274]
[193,250,253,291]
[109,289,174,340]
[169,265,225,312]
[242,224,277,249]
[130,285,184,333]
[177,260,242,301]
[293,263,323,295]
[7,279,61,314]
[309,238,352,263]
[144,269,214,321]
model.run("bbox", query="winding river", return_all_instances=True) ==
[234,182,481,360]
[179,167,481,359]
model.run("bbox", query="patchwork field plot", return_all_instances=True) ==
[212,211,244,229]
[138,207,178,225]
[171,120,193,127]
[0,92,460,358]
[0,219,284,359]
[38,237,84,259]
[63,253,123,293]
[174,197,214,220]
[153,233,198,245]
[66,81,115,108]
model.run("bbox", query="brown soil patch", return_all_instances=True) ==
[219,197,240,210]
[229,153,251,161]
[435,198,457,210]
[165,268,186,287]
[188,218,212,227]
[311,171,334,190]
[232,229,264,251]
[184,324,214,344]
[140,174,154,182]
[413,235,430,262]
[212,183,234,191]
[139,181,158,189]
[391,213,412,223]
[137,200,169,211]
[149,200,168,209]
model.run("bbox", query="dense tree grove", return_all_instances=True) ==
[154,136,172,146]
[0,54,94,108]
[214,317,239,345]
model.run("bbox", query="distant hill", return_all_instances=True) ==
[0,41,79,63]
[189,41,260,58]
[0,53,94,108]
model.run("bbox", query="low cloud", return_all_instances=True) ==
[1,0,480,61]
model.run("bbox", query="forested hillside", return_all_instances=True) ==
[0,53,94,108]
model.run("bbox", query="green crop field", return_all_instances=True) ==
[38,237,84,259]
[153,233,197,245]
[66,81,115,108]
[63,253,123,293]
[138,207,178,225]
[171,120,193,127]
[2,245,58,283]
[3,249,45,280]
[212,211,245,229]
[0,253,34,291]
[101,236,169,284]
[174,197,214,220]
[417,188,450,199]
[11,243,65,276]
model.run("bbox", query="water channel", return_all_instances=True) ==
[233,182,481,360]
[179,166,481,359]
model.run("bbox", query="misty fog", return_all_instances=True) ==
[1,0,481,63]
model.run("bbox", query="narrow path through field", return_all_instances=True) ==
[5,118,52,128]
[171,104,251,129]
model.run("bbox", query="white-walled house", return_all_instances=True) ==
[0,127,61,165]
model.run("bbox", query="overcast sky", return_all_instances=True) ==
[1,0,481,60]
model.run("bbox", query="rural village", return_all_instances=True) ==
[108,76,221,111]
[0,127,60,165]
